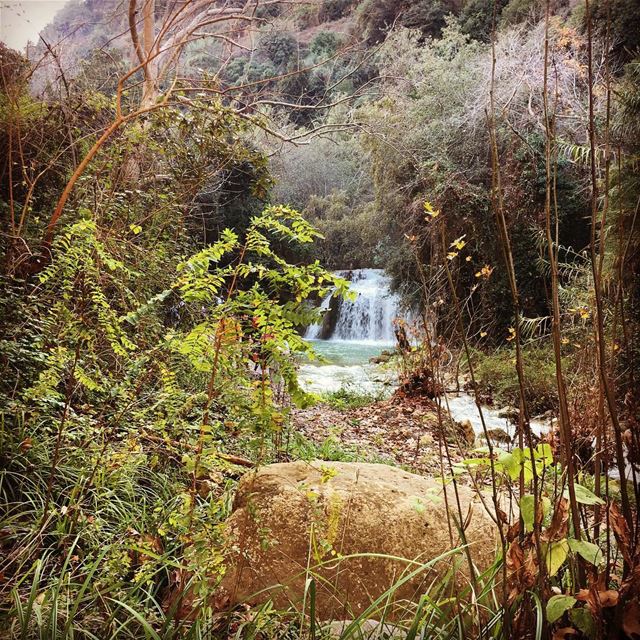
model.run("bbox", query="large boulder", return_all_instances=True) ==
[218,461,497,620]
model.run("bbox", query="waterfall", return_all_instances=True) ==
[304,294,332,340]
[305,269,402,343]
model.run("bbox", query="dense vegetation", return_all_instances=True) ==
[1,0,639,638]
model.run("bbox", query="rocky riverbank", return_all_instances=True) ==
[291,393,477,475]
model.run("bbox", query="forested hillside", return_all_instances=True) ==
[1,0,640,638]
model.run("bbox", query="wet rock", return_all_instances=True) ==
[485,428,511,444]
[456,419,476,446]
[497,406,520,423]
[218,461,497,620]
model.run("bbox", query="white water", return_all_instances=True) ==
[305,269,403,343]
[301,268,553,439]
[299,273,640,479]
[445,394,550,438]
[300,269,404,394]
[304,295,332,340]
[299,339,396,394]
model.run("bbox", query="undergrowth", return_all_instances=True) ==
[464,345,575,415]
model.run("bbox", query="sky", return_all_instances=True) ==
[1,0,70,51]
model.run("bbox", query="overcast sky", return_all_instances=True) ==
[1,0,70,51]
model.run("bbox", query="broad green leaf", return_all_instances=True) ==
[570,607,596,637]
[497,451,520,481]
[520,495,551,532]
[520,495,535,532]
[568,538,603,565]
[568,484,605,506]
[535,443,553,465]
[547,594,577,623]
[545,539,569,576]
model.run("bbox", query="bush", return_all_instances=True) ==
[310,31,341,57]
[469,345,571,414]
[458,0,509,42]
[319,0,356,21]
[258,30,298,67]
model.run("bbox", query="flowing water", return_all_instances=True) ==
[305,269,403,342]
[299,270,640,479]
[300,268,553,438]
[300,269,402,394]
[299,339,396,394]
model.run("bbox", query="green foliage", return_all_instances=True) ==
[356,0,458,43]
[469,344,570,414]
[547,594,577,623]
[457,0,509,42]
[288,433,363,462]
[319,0,356,21]
[310,31,341,57]
[319,386,381,410]
[258,30,298,68]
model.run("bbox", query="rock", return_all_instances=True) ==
[485,428,511,444]
[497,406,520,423]
[218,461,496,620]
[456,419,476,446]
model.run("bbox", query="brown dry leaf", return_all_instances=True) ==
[545,498,569,541]
[506,540,525,603]
[507,518,521,542]
[523,549,538,589]
[623,600,640,637]
[599,590,620,608]
[576,588,619,612]
[552,628,577,640]
[506,539,524,573]
[609,503,632,566]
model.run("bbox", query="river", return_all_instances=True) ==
[299,268,552,440]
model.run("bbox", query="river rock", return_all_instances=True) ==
[497,406,520,423]
[456,419,476,446]
[485,427,512,444]
[218,461,497,620]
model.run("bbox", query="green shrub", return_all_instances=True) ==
[469,345,570,414]
[258,30,298,67]
[320,386,380,410]
[310,31,341,57]
[319,0,355,21]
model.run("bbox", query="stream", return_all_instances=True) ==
[300,268,553,440]
[299,270,637,480]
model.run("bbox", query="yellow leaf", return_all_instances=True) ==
[450,235,466,250]
[475,264,494,279]
[423,200,440,218]
[546,539,569,577]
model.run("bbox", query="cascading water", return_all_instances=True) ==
[305,269,402,343]
[300,269,404,394]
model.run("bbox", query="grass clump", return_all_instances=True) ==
[318,386,380,410]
